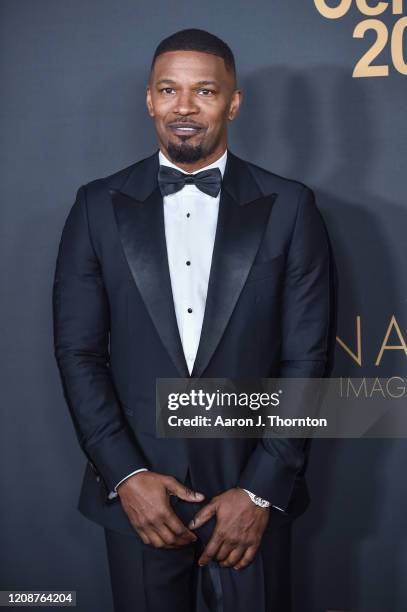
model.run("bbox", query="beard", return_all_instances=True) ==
[167,139,204,164]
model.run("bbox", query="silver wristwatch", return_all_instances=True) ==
[241,488,271,508]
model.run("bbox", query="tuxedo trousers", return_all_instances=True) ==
[104,471,292,612]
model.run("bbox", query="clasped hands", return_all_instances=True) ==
[117,470,269,570]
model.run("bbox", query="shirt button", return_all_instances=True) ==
[186,213,190,218]
[186,260,191,266]
[187,307,193,313]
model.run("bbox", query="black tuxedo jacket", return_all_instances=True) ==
[52,149,337,536]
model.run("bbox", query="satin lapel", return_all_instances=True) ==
[110,184,190,378]
[190,186,277,379]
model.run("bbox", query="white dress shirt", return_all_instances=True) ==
[108,148,279,510]
[161,149,225,375]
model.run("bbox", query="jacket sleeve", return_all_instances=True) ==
[52,185,149,495]
[236,185,336,510]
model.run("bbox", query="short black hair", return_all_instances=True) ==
[150,28,236,82]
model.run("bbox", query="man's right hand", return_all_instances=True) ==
[117,471,205,549]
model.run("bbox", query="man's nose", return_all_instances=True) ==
[173,91,199,115]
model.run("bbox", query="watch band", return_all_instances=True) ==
[240,488,271,508]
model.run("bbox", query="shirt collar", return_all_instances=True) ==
[158,148,228,178]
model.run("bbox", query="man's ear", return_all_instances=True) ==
[146,87,154,117]
[228,89,242,121]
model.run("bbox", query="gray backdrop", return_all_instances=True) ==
[1,2,406,611]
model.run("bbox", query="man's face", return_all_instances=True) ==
[146,50,241,170]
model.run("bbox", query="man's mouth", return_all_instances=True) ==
[168,123,204,137]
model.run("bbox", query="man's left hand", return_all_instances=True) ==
[188,487,270,570]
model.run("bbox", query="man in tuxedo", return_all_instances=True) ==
[53,28,336,612]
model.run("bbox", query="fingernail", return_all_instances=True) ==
[195,492,204,500]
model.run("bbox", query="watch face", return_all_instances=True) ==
[254,496,269,507]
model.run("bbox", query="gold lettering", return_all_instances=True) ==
[392,17,407,74]
[314,0,352,18]
[375,315,407,365]
[393,0,404,13]
[353,19,389,77]
[337,316,362,365]
[356,0,388,15]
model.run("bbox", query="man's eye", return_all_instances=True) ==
[198,89,215,96]
[160,88,175,94]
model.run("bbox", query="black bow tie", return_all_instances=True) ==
[158,165,222,198]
